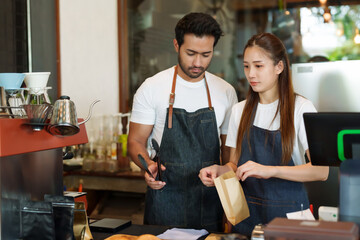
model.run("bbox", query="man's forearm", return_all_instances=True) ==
[220,134,230,165]
[128,139,151,168]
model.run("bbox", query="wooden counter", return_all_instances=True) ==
[63,170,147,193]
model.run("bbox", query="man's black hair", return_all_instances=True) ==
[175,12,223,48]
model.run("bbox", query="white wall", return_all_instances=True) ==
[59,0,119,118]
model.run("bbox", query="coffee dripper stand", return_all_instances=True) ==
[0,87,27,118]
[25,86,52,105]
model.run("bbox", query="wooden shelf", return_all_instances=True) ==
[0,118,88,157]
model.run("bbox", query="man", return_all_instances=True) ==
[128,12,238,231]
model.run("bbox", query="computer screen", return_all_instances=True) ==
[292,60,360,112]
[303,112,360,166]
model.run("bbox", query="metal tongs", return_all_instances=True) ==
[137,154,155,179]
[151,138,162,181]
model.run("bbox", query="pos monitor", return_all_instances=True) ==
[303,112,360,226]
[303,112,360,166]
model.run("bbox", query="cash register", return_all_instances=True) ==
[303,112,360,226]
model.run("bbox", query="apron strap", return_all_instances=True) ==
[168,65,213,129]
[204,77,213,110]
[168,66,178,129]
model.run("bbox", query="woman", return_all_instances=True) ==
[199,33,329,236]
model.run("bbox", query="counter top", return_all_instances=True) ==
[91,224,246,240]
[92,224,171,240]
[0,118,88,157]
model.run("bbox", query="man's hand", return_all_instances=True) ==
[198,165,220,187]
[145,162,166,190]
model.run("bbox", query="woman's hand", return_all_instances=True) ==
[145,162,166,190]
[236,160,276,181]
[199,164,220,187]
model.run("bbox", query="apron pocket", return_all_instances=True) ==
[200,119,218,150]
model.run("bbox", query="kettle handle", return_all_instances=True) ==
[78,99,101,125]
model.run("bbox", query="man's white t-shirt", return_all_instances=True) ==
[131,66,238,146]
[226,95,317,166]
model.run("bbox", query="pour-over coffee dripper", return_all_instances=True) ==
[23,72,50,89]
[22,104,53,131]
[0,73,25,89]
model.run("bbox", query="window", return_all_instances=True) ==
[124,0,360,105]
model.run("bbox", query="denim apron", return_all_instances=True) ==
[144,66,223,231]
[232,111,309,236]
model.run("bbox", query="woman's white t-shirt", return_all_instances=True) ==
[226,95,317,166]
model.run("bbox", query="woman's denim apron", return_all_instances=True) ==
[144,66,223,231]
[233,122,309,236]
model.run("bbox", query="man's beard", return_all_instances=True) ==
[178,55,209,79]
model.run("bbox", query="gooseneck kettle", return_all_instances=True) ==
[48,95,100,136]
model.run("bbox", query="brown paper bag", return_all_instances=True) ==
[214,171,250,225]
[73,202,93,240]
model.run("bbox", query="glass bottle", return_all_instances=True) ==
[82,143,95,171]
[93,116,105,172]
[117,113,130,170]
[105,115,118,173]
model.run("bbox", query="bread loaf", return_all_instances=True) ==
[105,234,160,240]
[105,234,137,240]
[138,234,161,240]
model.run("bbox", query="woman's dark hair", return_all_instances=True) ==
[235,33,296,165]
[175,12,223,48]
